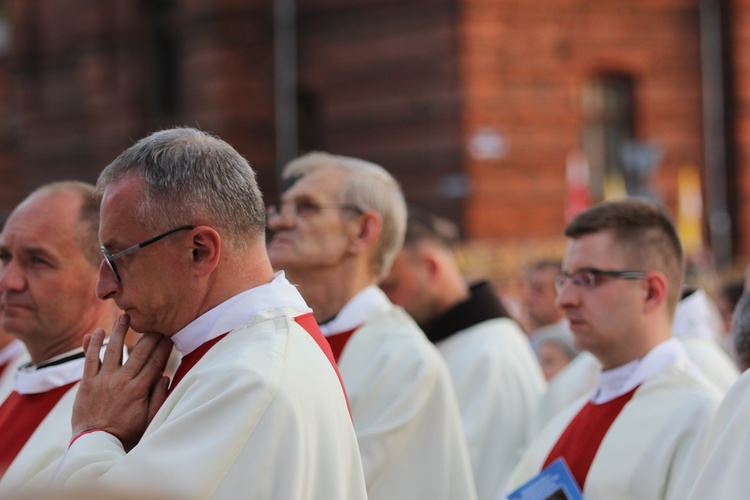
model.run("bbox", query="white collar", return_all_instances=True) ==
[318,285,392,337]
[15,347,86,395]
[171,271,311,356]
[591,338,687,404]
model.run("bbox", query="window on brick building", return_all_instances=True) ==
[581,75,635,201]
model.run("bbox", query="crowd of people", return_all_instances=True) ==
[0,126,748,499]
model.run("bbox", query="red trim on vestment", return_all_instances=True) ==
[543,385,640,490]
[69,427,104,447]
[170,333,230,391]
[0,381,78,478]
[294,313,352,417]
[0,360,10,380]
[326,328,358,363]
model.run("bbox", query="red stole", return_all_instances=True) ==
[295,313,351,415]
[543,385,639,490]
[168,314,351,416]
[325,327,358,363]
[0,360,10,380]
[0,381,78,477]
[170,333,229,390]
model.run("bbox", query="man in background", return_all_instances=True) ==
[521,260,574,353]
[268,153,476,500]
[381,207,545,500]
[0,181,118,492]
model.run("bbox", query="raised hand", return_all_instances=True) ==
[72,314,173,451]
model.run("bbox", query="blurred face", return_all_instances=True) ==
[522,266,563,328]
[380,247,439,327]
[538,341,573,381]
[267,168,357,278]
[0,191,107,360]
[555,231,644,369]
[96,175,195,335]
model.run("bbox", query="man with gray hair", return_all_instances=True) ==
[50,128,366,499]
[267,152,477,500]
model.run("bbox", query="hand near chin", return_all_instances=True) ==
[72,314,173,451]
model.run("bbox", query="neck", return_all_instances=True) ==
[285,261,377,323]
[191,251,277,329]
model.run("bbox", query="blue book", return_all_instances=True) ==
[506,458,583,500]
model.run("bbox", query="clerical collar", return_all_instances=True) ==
[423,281,510,344]
[15,347,88,395]
[591,338,686,404]
[318,286,391,337]
[171,271,312,356]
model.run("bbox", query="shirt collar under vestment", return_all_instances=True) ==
[171,271,312,356]
[591,337,688,404]
[15,347,86,395]
[318,285,391,337]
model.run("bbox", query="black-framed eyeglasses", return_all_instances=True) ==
[267,200,364,223]
[555,268,648,293]
[100,225,195,282]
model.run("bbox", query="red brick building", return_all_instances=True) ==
[0,0,745,277]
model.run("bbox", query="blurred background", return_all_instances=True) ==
[0,0,745,294]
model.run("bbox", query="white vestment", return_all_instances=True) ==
[673,288,738,392]
[506,339,721,500]
[436,317,545,500]
[322,286,478,500]
[0,349,84,494]
[684,369,750,499]
[51,274,367,500]
[0,340,28,402]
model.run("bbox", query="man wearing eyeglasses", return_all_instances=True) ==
[504,198,721,499]
[48,128,367,499]
[267,153,477,500]
[0,181,117,492]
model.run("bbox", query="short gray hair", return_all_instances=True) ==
[96,127,266,249]
[283,152,406,280]
[732,291,750,371]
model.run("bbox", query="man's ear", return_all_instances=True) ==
[190,226,221,277]
[643,271,668,313]
[348,211,382,255]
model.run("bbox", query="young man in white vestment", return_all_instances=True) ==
[504,198,721,500]
[48,128,367,500]
[0,182,118,492]
[529,284,738,439]
[380,207,545,500]
[267,153,477,500]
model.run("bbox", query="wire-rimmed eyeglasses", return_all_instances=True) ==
[266,200,364,223]
[100,225,195,282]
[554,268,647,293]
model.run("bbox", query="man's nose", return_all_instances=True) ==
[96,260,120,301]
